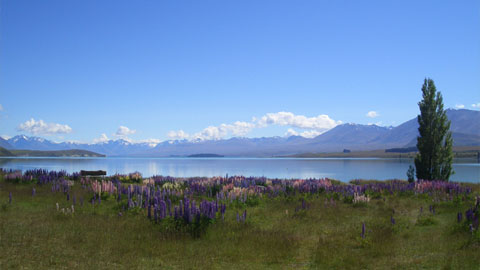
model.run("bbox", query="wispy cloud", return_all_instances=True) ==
[167,130,190,140]
[169,121,255,141]
[17,118,72,135]
[92,133,109,143]
[472,103,480,109]
[366,111,379,118]
[0,104,3,111]
[455,104,465,109]
[285,128,323,138]
[257,112,340,130]
[115,126,136,137]
[167,112,341,141]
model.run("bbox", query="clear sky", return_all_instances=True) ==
[1,0,479,143]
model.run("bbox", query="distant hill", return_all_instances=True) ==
[289,146,480,159]
[0,146,14,156]
[5,135,155,156]
[371,109,480,147]
[2,109,479,157]
[1,148,105,157]
[187,153,224,158]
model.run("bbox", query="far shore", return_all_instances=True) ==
[283,146,480,159]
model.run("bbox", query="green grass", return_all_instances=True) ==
[0,180,479,269]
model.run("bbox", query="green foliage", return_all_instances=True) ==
[407,165,415,183]
[365,190,382,199]
[245,196,261,207]
[343,195,354,204]
[208,183,221,197]
[100,192,114,201]
[416,215,437,226]
[414,78,454,181]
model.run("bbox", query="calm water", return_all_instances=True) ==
[0,157,479,183]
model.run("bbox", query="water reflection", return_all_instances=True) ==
[0,157,478,183]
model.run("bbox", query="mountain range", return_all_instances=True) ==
[1,109,479,157]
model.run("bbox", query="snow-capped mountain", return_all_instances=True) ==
[3,109,479,157]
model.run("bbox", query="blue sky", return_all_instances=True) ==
[1,0,479,143]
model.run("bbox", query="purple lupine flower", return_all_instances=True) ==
[361,222,366,239]
[32,188,36,196]
[9,192,12,204]
[243,209,247,223]
[147,204,152,220]
[167,198,172,216]
[67,193,70,201]
[154,205,158,222]
[457,212,463,223]
[466,209,474,221]
[391,216,395,225]
[474,214,479,230]
[196,211,201,222]
[161,200,167,219]
[236,212,240,223]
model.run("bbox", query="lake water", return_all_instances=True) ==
[0,157,478,183]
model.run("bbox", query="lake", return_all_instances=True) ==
[0,157,478,183]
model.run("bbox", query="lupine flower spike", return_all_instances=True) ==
[361,222,366,239]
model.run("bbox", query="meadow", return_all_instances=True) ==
[0,169,479,269]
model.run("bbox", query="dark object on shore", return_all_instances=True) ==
[80,170,106,176]
[343,149,351,153]
[187,153,224,158]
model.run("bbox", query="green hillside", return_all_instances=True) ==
[0,146,14,157]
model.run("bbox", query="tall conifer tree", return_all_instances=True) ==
[414,78,454,181]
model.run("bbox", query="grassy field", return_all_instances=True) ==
[0,174,479,269]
